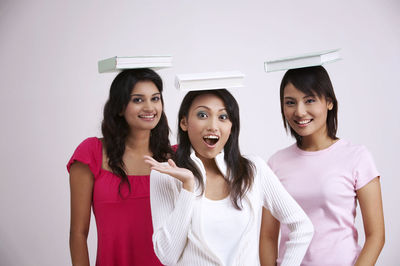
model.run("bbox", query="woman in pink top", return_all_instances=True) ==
[67,69,172,266]
[260,66,385,266]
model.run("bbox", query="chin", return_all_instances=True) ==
[200,149,223,159]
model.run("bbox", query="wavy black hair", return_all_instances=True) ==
[280,66,338,147]
[175,89,254,210]
[101,68,173,195]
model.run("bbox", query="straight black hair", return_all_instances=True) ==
[175,89,254,210]
[280,66,338,146]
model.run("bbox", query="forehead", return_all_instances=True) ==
[283,82,316,98]
[190,93,226,110]
[131,81,159,95]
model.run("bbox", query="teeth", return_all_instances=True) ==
[140,114,155,118]
[204,135,219,139]
[298,119,311,124]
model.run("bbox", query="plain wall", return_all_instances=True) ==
[0,0,399,265]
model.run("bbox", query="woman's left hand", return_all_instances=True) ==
[144,155,195,192]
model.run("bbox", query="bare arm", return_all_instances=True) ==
[260,207,280,266]
[354,177,385,266]
[69,161,94,266]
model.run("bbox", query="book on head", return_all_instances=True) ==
[175,71,245,91]
[264,49,341,72]
[98,55,172,73]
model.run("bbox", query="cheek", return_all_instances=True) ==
[222,123,232,140]
[124,104,137,117]
[156,102,163,111]
[186,119,203,138]
[314,107,329,119]
[283,108,292,120]
[187,122,202,135]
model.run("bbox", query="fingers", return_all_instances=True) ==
[143,155,172,175]
[168,159,177,168]
[144,155,163,170]
[144,156,157,167]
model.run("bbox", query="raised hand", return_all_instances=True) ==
[144,156,195,192]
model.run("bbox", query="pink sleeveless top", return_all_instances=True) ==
[67,137,163,266]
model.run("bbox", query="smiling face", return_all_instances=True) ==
[180,93,232,161]
[123,80,163,131]
[283,82,333,140]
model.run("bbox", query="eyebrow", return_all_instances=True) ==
[130,92,161,97]
[284,94,315,100]
[194,105,226,112]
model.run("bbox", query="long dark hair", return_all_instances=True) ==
[280,66,338,146]
[101,68,173,195]
[176,89,254,210]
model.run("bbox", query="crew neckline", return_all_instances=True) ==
[203,196,230,204]
[294,138,344,156]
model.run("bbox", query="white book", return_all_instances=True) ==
[175,71,245,91]
[98,55,172,73]
[264,49,341,72]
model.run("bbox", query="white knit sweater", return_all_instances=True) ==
[150,151,314,266]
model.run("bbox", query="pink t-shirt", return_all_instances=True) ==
[268,139,379,266]
[67,137,163,266]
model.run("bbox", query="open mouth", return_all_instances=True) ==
[203,135,219,146]
[139,113,156,119]
[295,119,313,126]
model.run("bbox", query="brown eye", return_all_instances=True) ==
[197,111,208,119]
[132,98,143,103]
[219,114,229,120]
[305,99,316,104]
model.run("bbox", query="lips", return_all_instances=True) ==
[203,134,219,147]
[294,119,312,127]
[138,113,156,120]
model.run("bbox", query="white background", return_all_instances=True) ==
[0,0,399,265]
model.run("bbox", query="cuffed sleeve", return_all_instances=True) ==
[150,169,195,265]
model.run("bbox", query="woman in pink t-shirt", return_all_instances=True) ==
[260,66,385,266]
[67,69,172,266]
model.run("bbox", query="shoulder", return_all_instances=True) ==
[67,137,102,174]
[75,137,102,151]
[243,154,286,196]
[335,139,371,159]
[243,154,274,178]
[81,137,102,147]
[243,154,265,166]
[339,139,376,166]
[269,143,297,161]
[338,140,380,189]
[73,137,102,160]
[267,143,297,170]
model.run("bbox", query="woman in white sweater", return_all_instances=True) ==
[144,89,314,266]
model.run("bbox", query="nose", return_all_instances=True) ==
[206,116,218,132]
[295,102,307,117]
[143,99,154,111]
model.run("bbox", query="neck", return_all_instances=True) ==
[125,129,151,153]
[301,131,336,151]
[196,153,220,175]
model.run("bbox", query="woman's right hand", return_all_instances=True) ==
[144,156,195,192]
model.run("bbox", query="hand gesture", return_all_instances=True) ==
[144,156,195,192]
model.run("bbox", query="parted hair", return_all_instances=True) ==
[280,66,338,146]
[101,68,173,195]
[175,89,254,210]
